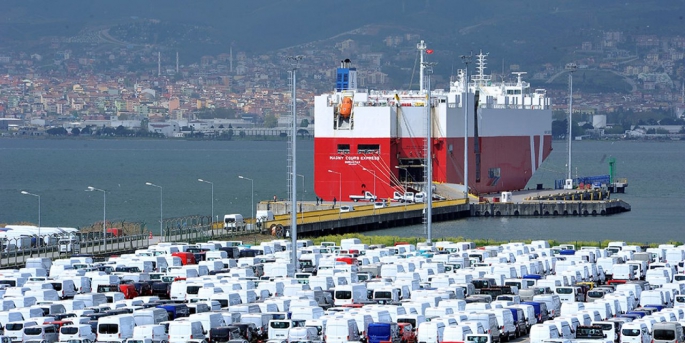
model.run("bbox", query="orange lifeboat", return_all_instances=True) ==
[339,96,353,118]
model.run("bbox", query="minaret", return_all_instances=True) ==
[230,46,233,73]
[176,51,179,73]
[157,52,161,77]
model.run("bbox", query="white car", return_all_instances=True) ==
[340,205,354,213]
[373,201,387,209]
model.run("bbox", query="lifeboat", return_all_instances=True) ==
[339,96,353,118]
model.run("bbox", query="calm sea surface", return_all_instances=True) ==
[1,138,683,243]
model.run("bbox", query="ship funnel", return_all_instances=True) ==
[336,59,357,92]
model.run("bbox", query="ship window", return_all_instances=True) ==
[489,168,501,178]
[337,144,351,154]
[506,89,522,95]
[358,144,380,154]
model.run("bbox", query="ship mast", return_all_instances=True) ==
[423,61,436,245]
[461,53,473,198]
[417,40,426,92]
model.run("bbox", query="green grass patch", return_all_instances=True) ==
[308,234,681,249]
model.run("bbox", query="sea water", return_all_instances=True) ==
[1,138,683,243]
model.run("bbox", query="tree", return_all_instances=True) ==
[71,127,81,136]
[115,125,129,136]
[299,119,309,127]
[46,127,68,135]
[264,113,278,128]
[552,119,568,138]
[140,118,149,132]
[81,126,92,135]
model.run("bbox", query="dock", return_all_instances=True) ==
[259,188,631,236]
[260,199,470,237]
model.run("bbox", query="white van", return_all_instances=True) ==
[467,313,501,342]
[168,320,205,343]
[133,308,168,326]
[288,327,319,342]
[442,325,473,342]
[417,321,445,343]
[491,308,517,341]
[223,214,245,231]
[621,322,650,343]
[269,320,295,340]
[533,294,562,318]
[23,324,59,342]
[334,284,367,306]
[4,320,38,342]
[188,312,225,339]
[60,324,96,342]
[97,314,136,343]
[325,317,360,343]
[529,323,561,343]
[132,324,168,343]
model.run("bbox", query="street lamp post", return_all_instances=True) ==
[361,167,376,197]
[197,179,214,228]
[86,187,106,250]
[238,176,254,231]
[20,191,41,244]
[145,182,163,240]
[327,170,342,203]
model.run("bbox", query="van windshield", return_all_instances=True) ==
[556,288,573,294]
[335,291,351,299]
[270,321,290,329]
[622,329,641,336]
[51,282,63,291]
[375,291,392,299]
[24,327,43,335]
[588,291,605,298]
[99,324,119,334]
[5,323,23,330]
[186,286,201,294]
[654,330,676,340]
[466,336,489,343]
[61,327,79,334]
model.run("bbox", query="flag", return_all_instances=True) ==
[426,49,434,54]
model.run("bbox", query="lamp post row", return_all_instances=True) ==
[21,176,304,239]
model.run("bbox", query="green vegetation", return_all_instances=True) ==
[307,233,682,249]
[196,108,237,120]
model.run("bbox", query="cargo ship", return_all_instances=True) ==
[313,43,553,201]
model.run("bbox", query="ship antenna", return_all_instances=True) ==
[474,50,489,87]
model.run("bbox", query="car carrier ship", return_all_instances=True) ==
[313,42,553,201]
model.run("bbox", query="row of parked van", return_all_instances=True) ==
[1,238,685,343]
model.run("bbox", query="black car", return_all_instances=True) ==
[151,282,172,299]
[210,326,242,343]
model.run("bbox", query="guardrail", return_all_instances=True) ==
[0,224,263,269]
[0,234,150,268]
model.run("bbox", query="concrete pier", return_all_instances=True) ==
[471,199,631,217]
